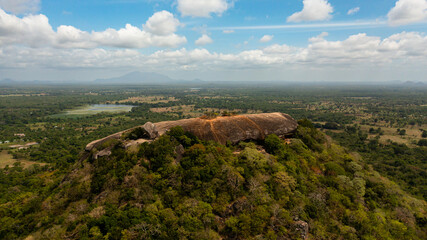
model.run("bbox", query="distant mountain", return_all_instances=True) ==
[403,81,425,86]
[94,71,174,84]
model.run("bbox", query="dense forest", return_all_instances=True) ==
[1,122,426,239]
[328,126,427,199]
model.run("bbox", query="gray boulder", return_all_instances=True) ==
[143,122,159,139]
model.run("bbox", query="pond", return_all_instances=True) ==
[65,104,135,115]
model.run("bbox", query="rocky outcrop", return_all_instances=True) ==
[93,149,112,160]
[143,122,159,139]
[154,112,297,144]
[294,220,309,239]
[85,131,125,151]
[85,112,298,151]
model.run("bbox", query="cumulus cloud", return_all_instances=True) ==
[388,0,427,26]
[259,35,274,43]
[0,8,55,47]
[90,24,187,49]
[0,9,186,48]
[141,32,427,70]
[2,31,426,72]
[0,0,40,14]
[0,46,143,69]
[180,32,426,68]
[177,0,229,17]
[347,7,360,15]
[287,0,333,22]
[144,10,181,35]
[195,34,213,45]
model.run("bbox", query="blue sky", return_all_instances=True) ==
[0,0,427,82]
[41,0,416,49]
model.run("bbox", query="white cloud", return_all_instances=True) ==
[0,46,143,69]
[90,24,187,49]
[144,10,181,35]
[162,32,427,68]
[347,7,360,15]
[287,0,333,22]
[195,34,213,45]
[259,35,274,43]
[177,0,229,17]
[0,8,55,47]
[309,32,328,42]
[223,30,234,34]
[263,44,292,54]
[0,0,40,14]
[3,31,426,72]
[388,0,427,26]
[0,9,187,49]
[143,32,427,71]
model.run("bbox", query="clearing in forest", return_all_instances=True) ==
[0,150,47,168]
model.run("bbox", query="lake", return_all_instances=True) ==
[65,104,135,115]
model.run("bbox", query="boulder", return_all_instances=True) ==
[294,220,309,239]
[143,122,159,139]
[93,149,112,160]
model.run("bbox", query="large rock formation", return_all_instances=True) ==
[86,112,298,151]
[154,112,297,144]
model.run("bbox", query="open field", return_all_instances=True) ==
[360,124,426,146]
[111,96,177,104]
[0,150,47,169]
[60,104,135,116]
[28,122,46,131]
[150,105,202,118]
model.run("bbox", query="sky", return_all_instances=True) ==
[0,0,427,82]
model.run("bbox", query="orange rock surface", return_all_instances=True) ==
[86,112,297,151]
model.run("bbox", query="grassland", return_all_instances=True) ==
[361,124,427,146]
[50,104,135,118]
[0,150,47,169]
[66,104,134,115]
[111,96,177,104]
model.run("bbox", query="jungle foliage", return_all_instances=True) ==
[1,124,425,239]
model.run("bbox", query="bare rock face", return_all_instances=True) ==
[294,220,309,239]
[85,131,124,151]
[85,112,298,151]
[153,112,298,145]
[143,122,159,139]
[93,149,112,160]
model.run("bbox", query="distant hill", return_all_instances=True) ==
[403,81,425,86]
[94,71,174,84]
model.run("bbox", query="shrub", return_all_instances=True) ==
[264,134,284,154]
[324,162,346,176]
[125,127,149,140]
[418,139,427,146]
